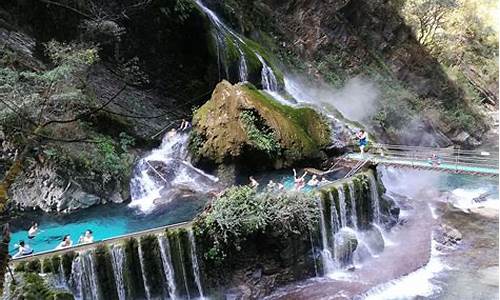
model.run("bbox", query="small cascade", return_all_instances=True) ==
[337,188,348,228]
[70,252,101,300]
[348,182,358,230]
[317,197,336,274]
[308,230,319,277]
[367,172,381,224]
[238,52,248,82]
[57,258,68,288]
[129,132,218,213]
[110,246,126,300]
[138,242,152,300]
[188,230,206,299]
[177,237,192,300]
[158,235,178,300]
[256,53,278,92]
[329,192,341,234]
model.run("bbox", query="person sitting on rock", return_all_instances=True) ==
[78,229,94,244]
[28,222,39,240]
[56,235,73,249]
[249,176,259,188]
[12,240,33,258]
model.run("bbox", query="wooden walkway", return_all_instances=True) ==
[345,144,498,177]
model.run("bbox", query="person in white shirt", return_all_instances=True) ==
[78,229,94,244]
[307,175,320,187]
[249,176,259,188]
[12,240,33,258]
[56,235,73,249]
[28,222,39,239]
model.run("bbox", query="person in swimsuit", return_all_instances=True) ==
[56,235,73,249]
[357,130,368,155]
[12,240,33,258]
[28,222,39,239]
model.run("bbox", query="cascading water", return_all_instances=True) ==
[348,182,358,230]
[317,197,336,274]
[256,53,278,92]
[138,242,152,300]
[188,230,206,299]
[70,252,100,300]
[110,246,126,300]
[329,192,341,234]
[337,188,348,228]
[367,172,381,224]
[176,237,191,300]
[158,235,178,300]
[129,132,218,213]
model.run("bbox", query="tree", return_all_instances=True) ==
[0,41,125,212]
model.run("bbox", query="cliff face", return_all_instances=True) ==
[206,0,489,147]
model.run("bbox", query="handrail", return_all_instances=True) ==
[10,221,191,262]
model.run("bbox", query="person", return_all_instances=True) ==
[319,177,331,186]
[428,154,441,167]
[307,175,319,187]
[356,130,368,155]
[12,240,33,258]
[28,222,39,239]
[267,180,276,189]
[56,235,73,249]
[249,176,259,188]
[277,182,285,190]
[167,128,177,138]
[293,169,308,191]
[179,119,191,131]
[78,229,94,244]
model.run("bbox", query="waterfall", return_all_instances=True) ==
[177,237,192,300]
[129,132,218,213]
[158,235,178,300]
[57,258,68,288]
[110,246,126,300]
[256,53,278,92]
[308,230,319,277]
[367,172,381,224]
[329,192,341,234]
[70,252,100,300]
[337,188,348,228]
[138,242,152,300]
[317,197,335,274]
[348,182,358,230]
[238,50,249,82]
[188,230,206,299]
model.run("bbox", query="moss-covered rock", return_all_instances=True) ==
[191,80,330,168]
[61,252,76,282]
[123,238,146,299]
[94,245,119,300]
[138,235,165,298]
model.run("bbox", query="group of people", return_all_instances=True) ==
[248,169,331,192]
[11,222,95,258]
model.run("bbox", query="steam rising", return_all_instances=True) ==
[284,74,380,123]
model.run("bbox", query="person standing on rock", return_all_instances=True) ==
[356,130,368,155]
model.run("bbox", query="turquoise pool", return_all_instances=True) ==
[9,197,206,255]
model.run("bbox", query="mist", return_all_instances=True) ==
[284,74,380,123]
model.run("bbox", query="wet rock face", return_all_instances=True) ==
[10,163,127,214]
[334,228,358,267]
[190,80,331,169]
[436,224,463,246]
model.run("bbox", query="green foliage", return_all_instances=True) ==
[26,259,41,273]
[240,110,281,157]
[195,185,319,261]
[94,245,118,300]
[12,272,74,300]
[160,0,195,23]
[94,134,135,183]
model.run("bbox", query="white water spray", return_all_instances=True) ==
[158,235,178,300]
[337,188,348,228]
[138,242,152,300]
[110,246,126,300]
[348,182,358,230]
[188,230,206,299]
[367,172,381,224]
[129,133,218,213]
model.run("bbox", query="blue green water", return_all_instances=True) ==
[9,197,206,255]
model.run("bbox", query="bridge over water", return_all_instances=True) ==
[344,144,499,177]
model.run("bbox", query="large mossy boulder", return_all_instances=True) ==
[190,80,330,168]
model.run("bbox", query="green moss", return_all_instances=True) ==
[94,245,118,300]
[343,183,353,226]
[18,272,75,300]
[61,252,76,282]
[139,235,165,298]
[14,261,26,272]
[26,259,41,273]
[51,256,61,274]
[167,228,194,298]
[320,191,332,249]
[42,258,52,273]
[123,238,146,300]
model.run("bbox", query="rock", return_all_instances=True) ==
[334,228,358,267]
[360,224,385,254]
[191,81,331,168]
[437,224,462,246]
